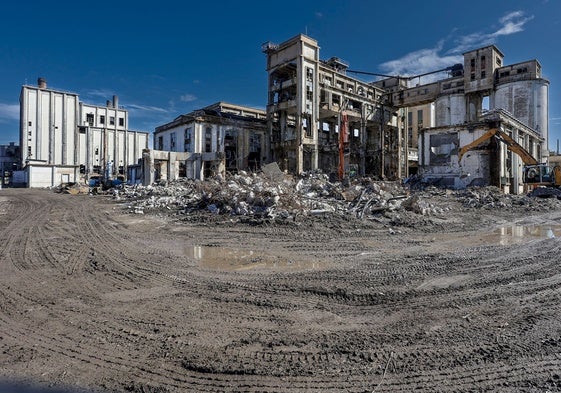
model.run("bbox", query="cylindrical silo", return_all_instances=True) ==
[491,79,549,140]
[435,94,466,127]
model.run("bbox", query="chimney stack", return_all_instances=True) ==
[38,77,47,89]
[113,95,119,109]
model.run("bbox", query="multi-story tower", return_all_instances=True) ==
[263,34,406,179]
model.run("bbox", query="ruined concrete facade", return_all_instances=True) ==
[263,35,407,180]
[395,45,549,194]
[153,102,267,180]
[420,109,542,193]
[263,36,548,193]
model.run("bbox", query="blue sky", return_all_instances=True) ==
[1,0,560,151]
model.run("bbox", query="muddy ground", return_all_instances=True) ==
[1,187,561,392]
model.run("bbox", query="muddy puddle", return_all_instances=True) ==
[394,223,561,255]
[185,245,328,271]
[487,224,560,245]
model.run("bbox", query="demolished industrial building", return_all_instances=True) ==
[137,34,550,195]
[261,35,549,194]
[16,34,552,195]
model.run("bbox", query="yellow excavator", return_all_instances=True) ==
[457,127,561,187]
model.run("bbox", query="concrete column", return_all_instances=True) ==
[142,150,154,186]
[512,128,520,194]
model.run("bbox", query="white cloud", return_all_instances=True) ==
[125,103,169,114]
[84,89,116,98]
[499,11,524,24]
[378,10,533,83]
[380,41,462,81]
[0,103,20,122]
[451,10,533,53]
[315,11,323,18]
[180,94,197,103]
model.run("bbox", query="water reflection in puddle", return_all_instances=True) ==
[491,224,560,245]
[185,245,327,271]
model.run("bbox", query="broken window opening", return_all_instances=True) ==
[482,96,490,111]
[429,133,458,165]
[306,67,313,82]
[184,127,192,152]
[417,109,423,127]
[205,127,212,153]
[306,87,313,101]
[302,117,313,138]
[332,94,341,107]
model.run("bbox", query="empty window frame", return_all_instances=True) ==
[205,127,212,152]
[184,127,192,152]
[306,67,313,82]
[306,85,313,101]
[302,117,312,138]
[429,133,458,165]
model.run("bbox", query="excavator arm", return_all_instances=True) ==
[494,131,539,165]
[457,127,539,165]
[457,128,499,162]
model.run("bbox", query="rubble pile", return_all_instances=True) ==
[455,186,561,210]
[456,187,512,209]
[111,171,561,223]
[116,171,418,221]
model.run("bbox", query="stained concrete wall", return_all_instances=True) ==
[435,94,466,127]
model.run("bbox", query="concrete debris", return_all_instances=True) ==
[109,171,561,223]
[528,187,561,199]
[56,183,90,195]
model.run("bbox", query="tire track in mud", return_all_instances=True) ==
[2,189,561,392]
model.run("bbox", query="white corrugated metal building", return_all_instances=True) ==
[19,78,149,187]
